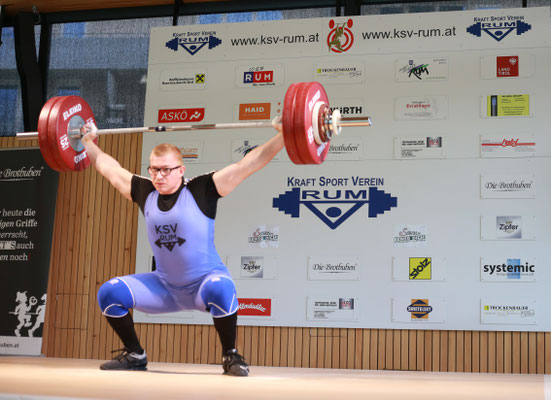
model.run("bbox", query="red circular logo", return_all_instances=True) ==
[327,19,354,53]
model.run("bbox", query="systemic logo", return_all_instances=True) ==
[273,179,397,229]
[466,16,531,42]
[407,299,433,319]
[165,32,222,55]
[327,19,354,53]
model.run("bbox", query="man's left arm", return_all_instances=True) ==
[213,120,284,197]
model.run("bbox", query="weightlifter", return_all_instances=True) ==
[80,117,284,376]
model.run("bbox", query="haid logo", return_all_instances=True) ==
[327,19,354,53]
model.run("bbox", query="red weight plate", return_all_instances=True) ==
[282,82,305,164]
[38,96,66,172]
[293,82,331,164]
[48,96,97,172]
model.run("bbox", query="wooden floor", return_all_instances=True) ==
[0,356,548,400]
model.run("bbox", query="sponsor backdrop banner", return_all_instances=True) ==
[0,149,58,355]
[134,7,551,331]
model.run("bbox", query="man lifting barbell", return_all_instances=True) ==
[80,117,285,376]
[16,81,373,375]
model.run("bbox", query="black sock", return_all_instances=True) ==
[105,313,144,355]
[213,312,237,354]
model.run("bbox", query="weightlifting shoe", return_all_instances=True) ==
[100,347,147,371]
[222,349,249,377]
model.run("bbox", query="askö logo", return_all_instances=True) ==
[466,16,531,42]
[327,19,354,53]
[273,179,397,229]
[165,32,222,55]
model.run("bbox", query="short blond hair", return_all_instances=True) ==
[150,143,183,165]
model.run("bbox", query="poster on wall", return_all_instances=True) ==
[134,7,551,331]
[0,149,58,355]
[480,299,536,325]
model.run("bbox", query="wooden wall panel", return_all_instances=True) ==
[1,136,550,374]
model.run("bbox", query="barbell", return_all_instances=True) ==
[16,81,372,172]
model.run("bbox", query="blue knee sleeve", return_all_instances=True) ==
[97,278,135,317]
[199,275,238,318]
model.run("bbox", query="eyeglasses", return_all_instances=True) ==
[147,166,181,177]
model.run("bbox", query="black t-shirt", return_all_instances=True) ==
[131,172,221,219]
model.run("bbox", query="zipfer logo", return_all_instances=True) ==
[272,181,397,229]
[466,16,531,42]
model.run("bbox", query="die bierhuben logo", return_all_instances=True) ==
[165,31,222,55]
[327,19,354,53]
[273,176,397,230]
[466,15,531,42]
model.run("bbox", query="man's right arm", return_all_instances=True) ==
[81,123,133,201]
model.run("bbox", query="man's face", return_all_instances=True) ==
[148,152,185,195]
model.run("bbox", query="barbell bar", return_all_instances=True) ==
[16,81,372,172]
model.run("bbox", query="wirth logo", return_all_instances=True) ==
[238,298,271,316]
[497,56,519,77]
[409,258,431,280]
[327,19,354,53]
[407,299,433,319]
[273,185,397,230]
[158,108,205,123]
[243,71,274,84]
[165,32,222,55]
[239,103,271,120]
[154,224,185,251]
[466,16,531,42]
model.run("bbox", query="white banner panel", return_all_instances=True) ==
[391,297,447,323]
[313,62,365,84]
[480,54,536,79]
[226,256,278,279]
[158,68,208,91]
[480,257,536,282]
[394,136,446,159]
[480,134,536,157]
[148,8,551,63]
[231,138,281,162]
[247,225,279,248]
[480,173,536,198]
[326,137,362,161]
[394,96,448,120]
[480,215,536,241]
[392,256,447,282]
[481,299,536,325]
[307,255,360,281]
[136,7,551,331]
[393,224,427,248]
[394,57,448,82]
[307,296,358,321]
